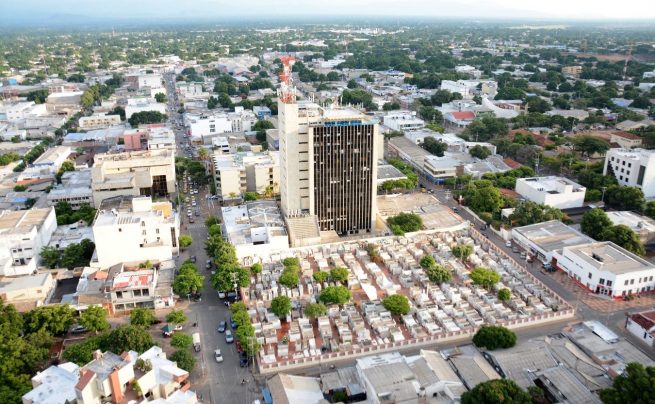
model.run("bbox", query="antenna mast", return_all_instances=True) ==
[278,55,296,104]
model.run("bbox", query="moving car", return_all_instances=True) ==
[225,330,234,343]
[217,321,227,333]
[214,349,224,363]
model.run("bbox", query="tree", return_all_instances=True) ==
[422,137,447,156]
[40,246,62,268]
[469,267,501,289]
[13,185,26,192]
[170,350,196,372]
[23,304,76,336]
[179,235,193,249]
[472,325,517,350]
[279,267,299,288]
[600,362,655,404]
[244,191,258,201]
[581,208,613,240]
[461,181,505,214]
[451,244,474,262]
[497,288,511,301]
[420,255,437,269]
[469,145,492,159]
[313,271,329,283]
[382,294,411,315]
[304,303,327,318]
[128,111,167,127]
[154,92,167,103]
[573,135,610,157]
[319,286,352,305]
[426,265,452,284]
[80,305,110,333]
[645,201,655,220]
[461,379,530,404]
[170,332,194,349]
[166,310,187,324]
[130,308,156,327]
[509,201,565,227]
[56,160,75,183]
[526,96,552,113]
[383,101,401,111]
[106,325,155,354]
[62,334,108,366]
[330,267,349,283]
[173,263,204,295]
[250,263,263,274]
[347,79,358,89]
[271,296,292,319]
[605,186,645,211]
[604,224,645,256]
[205,216,220,227]
[387,212,423,235]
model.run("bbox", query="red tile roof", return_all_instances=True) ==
[630,311,655,331]
[612,131,641,140]
[449,111,476,120]
[503,158,522,169]
[75,370,96,391]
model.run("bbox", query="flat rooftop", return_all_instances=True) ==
[33,146,70,165]
[112,269,154,290]
[222,201,287,246]
[377,193,462,231]
[377,161,407,181]
[517,176,585,193]
[0,208,52,234]
[564,241,655,274]
[606,211,655,233]
[513,220,594,253]
[0,272,52,293]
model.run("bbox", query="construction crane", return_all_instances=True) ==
[622,43,633,81]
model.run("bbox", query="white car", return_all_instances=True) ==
[214,349,224,363]
[173,324,183,331]
[505,241,512,248]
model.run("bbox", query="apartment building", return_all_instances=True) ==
[515,176,586,209]
[211,151,280,200]
[32,146,72,172]
[106,266,174,312]
[554,241,655,299]
[47,169,93,209]
[562,65,583,77]
[78,113,122,130]
[91,149,176,206]
[604,148,655,198]
[0,208,57,276]
[186,109,257,141]
[92,196,180,269]
[279,100,380,236]
[123,125,176,151]
[0,101,47,122]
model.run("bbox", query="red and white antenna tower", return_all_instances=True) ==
[278,55,296,104]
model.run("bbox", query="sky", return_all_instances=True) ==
[2,0,655,24]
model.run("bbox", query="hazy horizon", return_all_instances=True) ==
[2,0,655,27]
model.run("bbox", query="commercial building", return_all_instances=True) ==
[123,125,176,152]
[604,148,655,198]
[512,220,594,264]
[211,151,280,200]
[515,176,586,209]
[126,72,164,90]
[424,155,464,182]
[0,208,57,276]
[382,110,425,132]
[279,99,380,236]
[32,146,71,172]
[554,241,655,299]
[105,265,175,312]
[0,101,47,122]
[124,97,166,120]
[266,374,324,404]
[47,169,93,209]
[222,201,289,263]
[610,131,643,148]
[78,113,122,130]
[92,196,179,269]
[91,149,176,206]
[562,65,583,77]
[185,109,257,141]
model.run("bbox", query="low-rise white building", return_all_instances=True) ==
[0,272,55,309]
[515,176,586,209]
[606,211,655,245]
[47,169,93,209]
[22,362,80,404]
[0,208,57,276]
[221,201,289,263]
[604,148,655,198]
[554,241,655,299]
[78,113,122,130]
[32,146,71,172]
[512,220,594,264]
[0,101,48,122]
[125,98,167,120]
[626,309,655,348]
[92,196,180,269]
[382,111,425,132]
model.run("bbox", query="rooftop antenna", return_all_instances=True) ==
[278,55,296,104]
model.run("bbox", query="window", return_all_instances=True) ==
[156,228,159,234]
[631,279,635,285]
[116,291,123,299]
[599,278,605,285]
[607,280,613,287]
[142,230,146,236]
[142,289,149,296]
[625,280,629,286]
[141,221,145,227]
[650,276,653,282]
[588,272,592,279]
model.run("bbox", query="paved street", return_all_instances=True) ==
[165,73,259,404]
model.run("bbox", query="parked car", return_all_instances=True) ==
[190,293,202,302]
[70,325,87,334]
[505,241,512,248]
[225,330,234,343]
[239,352,249,367]
[214,349,224,363]
[217,321,227,333]
[230,316,238,330]
[173,324,183,331]
[218,291,226,299]
[190,256,197,263]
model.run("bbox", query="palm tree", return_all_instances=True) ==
[198,147,209,161]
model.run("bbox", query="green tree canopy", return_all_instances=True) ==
[422,137,447,157]
[170,332,194,349]
[170,349,196,372]
[600,362,655,404]
[472,325,517,350]
[605,186,645,211]
[387,212,424,235]
[330,267,349,283]
[426,265,453,284]
[452,244,474,262]
[319,286,352,305]
[23,304,76,336]
[154,92,167,103]
[509,201,565,227]
[179,235,193,249]
[271,296,292,319]
[304,303,327,318]
[313,271,329,283]
[80,305,110,333]
[469,267,501,289]
[604,224,645,256]
[173,262,205,295]
[128,110,167,127]
[581,208,613,240]
[469,144,492,159]
[497,288,511,301]
[382,294,411,315]
[461,379,530,404]
[166,310,187,324]
[106,325,155,354]
[130,308,156,327]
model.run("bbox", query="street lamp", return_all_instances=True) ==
[601,186,607,204]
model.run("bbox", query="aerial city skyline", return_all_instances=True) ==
[1,2,655,404]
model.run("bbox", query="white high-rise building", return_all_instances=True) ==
[604,148,655,198]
